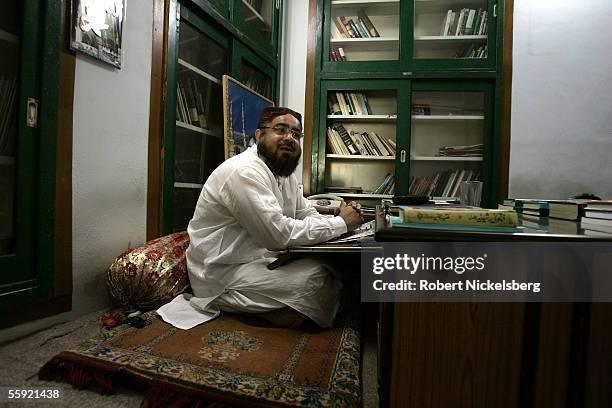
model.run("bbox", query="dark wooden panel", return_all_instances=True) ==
[302,0,318,197]
[147,0,169,240]
[499,0,513,202]
[389,302,524,407]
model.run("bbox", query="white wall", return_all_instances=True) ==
[509,0,612,199]
[0,0,153,342]
[279,0,308,184]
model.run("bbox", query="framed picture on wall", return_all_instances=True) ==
[70,0,125,68]
[222,75,274,160]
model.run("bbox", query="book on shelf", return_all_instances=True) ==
[584,210,612,220]
[409,169,480,198]
[357,9,380,37]
[176,77,211,129]
[328,94,342,115]
[548,199,591,221]
[547,218,581,235]
[333,17,350,38]
[513,199,550,217]
[373,173,395,195]
[411,104,431,115]
[441,8,487,37]
[520,213,548,230]
[330,92,371,115]
[401,206,518,227]
[332,124,359,155]
[438,143,483,157]
[581,217,612,233]
[584,200,612,211]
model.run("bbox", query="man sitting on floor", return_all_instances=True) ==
[158,107,363,329]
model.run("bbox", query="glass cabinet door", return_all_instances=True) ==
[234,0,278,51]
[324,0,401,71]
[408,82,493,204]
[0,0,39,290]
[0,8,21,257]
[412,0,496,68]
[166,7,228,232]
[317,80,407,206]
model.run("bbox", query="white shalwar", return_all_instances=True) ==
[158,145,348,330]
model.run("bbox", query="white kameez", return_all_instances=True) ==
[158,145,347,330]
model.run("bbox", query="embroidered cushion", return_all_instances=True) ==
[107,232,191,310]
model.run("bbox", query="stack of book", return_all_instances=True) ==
[326,124,395,157]
[331,10,380,39]
[409,169,480,198]
[394,206,519,232]
[581,201,612,234]
[328,92,372,116]
[438,143,483,157]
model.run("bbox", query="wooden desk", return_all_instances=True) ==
[374,209,612,408]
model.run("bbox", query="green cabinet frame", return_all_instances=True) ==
[162,0,282,233]
[0,0,62,312]
[310,0,505,208]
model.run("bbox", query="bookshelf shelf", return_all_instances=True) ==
[326,154,394,160]
[331,37,399,44]
[412,114,484,121]
[0,29,19,45]
[0,156,15,166]
[176,120,221,137]
[327,192,393,199]
[178,58,221,85]
[415,0,488,13]
[327,114,396,121]
[174,182,204,189]
[332,0,399,6]
[411,156,483,161]
[414,35,487,42]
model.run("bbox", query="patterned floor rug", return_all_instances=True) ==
[39,312,361,407]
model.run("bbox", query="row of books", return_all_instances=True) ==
[456,44,488,59]
[328,92,373,116]
[438,143,483,157]
[326,124,396,156]
[0,76,17,155]
[243,75,270,99]
[440,8,488,37]
[501,198,612,235]
[331,11,380,39]
[329,46,347,62]
[374,173,395,195]
[409,169,480,198]
[176,76,212,129]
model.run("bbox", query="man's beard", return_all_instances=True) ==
[257,138,301,177]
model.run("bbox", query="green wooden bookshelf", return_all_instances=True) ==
[310,0,504,208]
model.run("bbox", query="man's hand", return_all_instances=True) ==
[339,204,363,232]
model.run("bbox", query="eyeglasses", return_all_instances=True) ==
[260,124,304,141]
